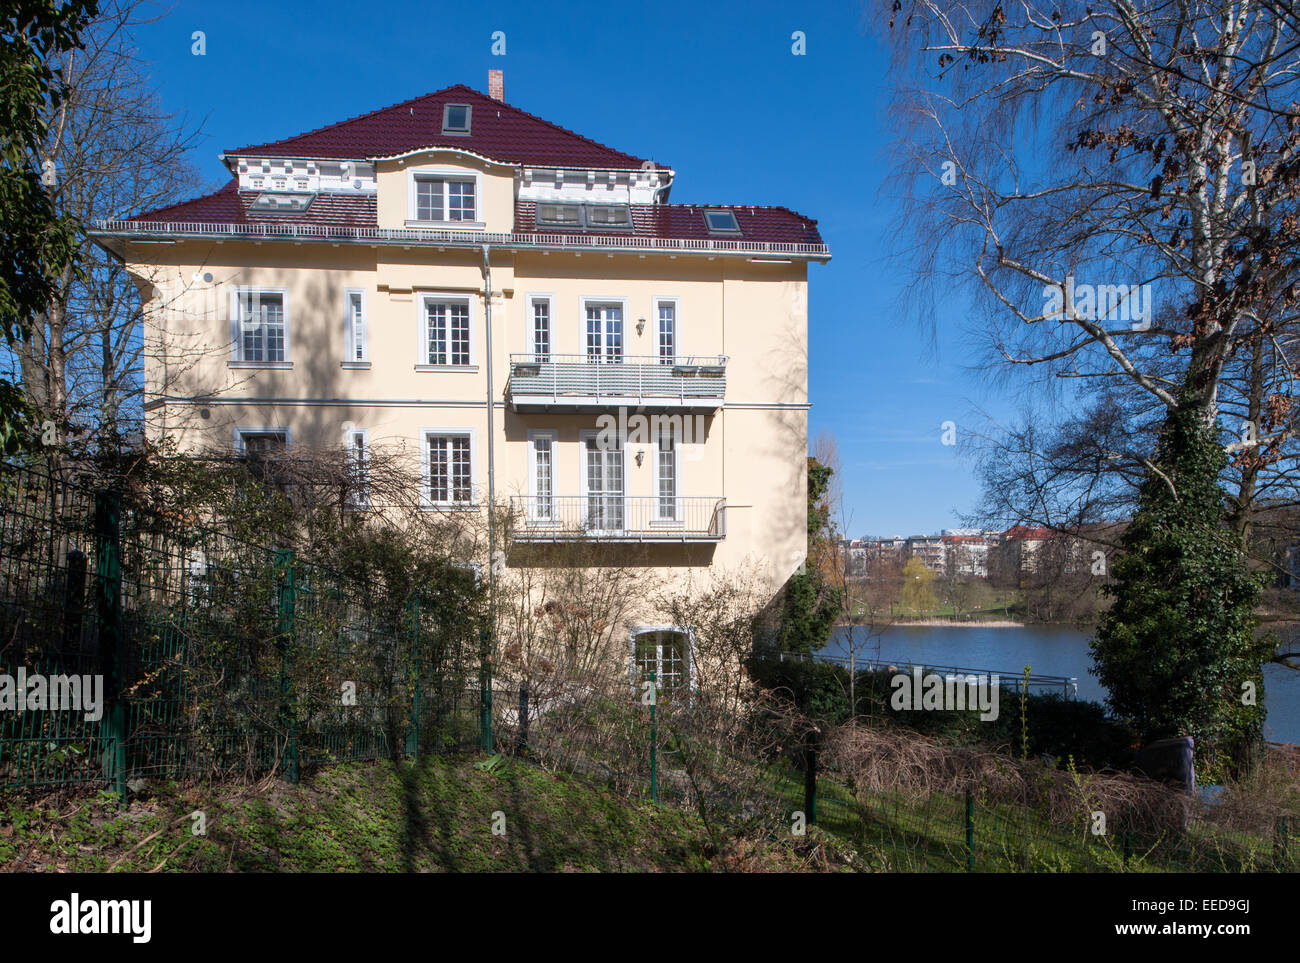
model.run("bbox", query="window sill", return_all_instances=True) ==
[420,503,480,513]
[415,364,478,373]
[340,361,371,370]
[405,220,486,230]
[229,361,293,369]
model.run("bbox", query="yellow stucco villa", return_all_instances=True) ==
[93,72,830,688]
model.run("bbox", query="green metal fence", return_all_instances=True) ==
[0,464,482,792]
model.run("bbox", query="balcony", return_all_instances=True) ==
[506,353,726,412]
[510,495,727,542]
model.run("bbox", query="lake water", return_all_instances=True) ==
[822,624,1300,745]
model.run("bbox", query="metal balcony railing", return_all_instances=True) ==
[92,219,831,259]
[510,495,726,542]
[506,353,727,408]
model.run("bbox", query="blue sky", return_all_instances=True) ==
[130,0,998,536]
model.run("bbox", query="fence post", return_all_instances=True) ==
[405,594,420,759]
[650,670,658,803]
[478,625,493,752]
[965,789,975,871]
[94,491,127,799]
[802,726,819,826]
[63,549,87,657]
[518,681,529,756]
[275,549,299,784]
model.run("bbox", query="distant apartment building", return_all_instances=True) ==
[941,530,988,578]
[905,535,946,573]
[999,525,1053,575]
[91,74,830,691]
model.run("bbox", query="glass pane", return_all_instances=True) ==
[427,303,446,365]
[417,179,444,220]
[447,180,475,221]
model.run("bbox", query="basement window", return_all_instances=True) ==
[442,103,472,135]
[703,209,741,234]
[249,193,314,213]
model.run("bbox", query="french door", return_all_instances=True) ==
[583,433,624,532]
[585,303,624,363]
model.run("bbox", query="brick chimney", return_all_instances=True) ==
[488,70,504,102]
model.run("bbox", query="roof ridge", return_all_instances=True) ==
[476,89,658,170]
[227,85,469,157]
[227,84,659,169]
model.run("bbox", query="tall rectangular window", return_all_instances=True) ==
[345,291,367,362]
[656,427,678,521]
[235,291,286,363]
[426,433,472,505]
[424,300,471,366]
[531,298,551,362]
[531,432,554,521]
[414,176,476,222]
[346,428,369,508]
[657,301,676,364]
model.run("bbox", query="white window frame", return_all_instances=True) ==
[653,296,680,365]
[628,625,697,693]
[652,424,682,525]
[344,426,370,509]
[229,286,291,367]
[579,296,629,364]
[579,427,626,533]
[527,429,558,524]
[406,167,483,227]
[233,426,291,455]
[342,288,368,367]
[416,293,476,371]
[526,293,554,362]
[420,427,478,509]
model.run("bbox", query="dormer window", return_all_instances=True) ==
[533,203,633,231]
[536,203,582,227]
[413,175,476,222]
[249,193,314,213]
[704,209,741,234]
[442,103,471,135]
[586,204,632,229]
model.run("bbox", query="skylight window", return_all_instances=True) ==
[442,103,472,135]
[249,193,314,213]
[704,209,741,234]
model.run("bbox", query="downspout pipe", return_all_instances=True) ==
[481,244,498,625]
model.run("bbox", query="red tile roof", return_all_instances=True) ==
[122,189,825,249]
[227,85,657,171]
[131,182,377,226]
[515,201,823,245]
[1004,525,1054,540]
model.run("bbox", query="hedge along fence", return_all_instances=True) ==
[0,462,484,793]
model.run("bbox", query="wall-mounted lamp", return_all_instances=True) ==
[635,449,645,467]
[636,318,645,336]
